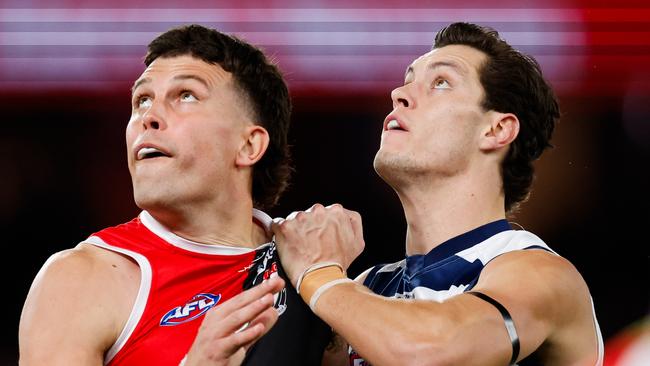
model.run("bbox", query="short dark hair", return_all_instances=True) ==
[145,24,292,210]
[434,22,559,213]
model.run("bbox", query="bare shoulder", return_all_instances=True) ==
[27,243,138,303]
[19,244,139,365]
[479,249,589,308]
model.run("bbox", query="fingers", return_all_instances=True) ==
[306,203,325,213]
[185,277,285,365]
[270,217,284,235]
[216,276,284,315]
[273,203,364,254]
[344,209,365,255]
[272,203,365,287]
[225,304,281,359]
[205,276,284,335]
[241,306,280,350]
[225,322,266,354]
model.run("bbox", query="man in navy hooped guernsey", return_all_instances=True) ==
[272,22,604,366]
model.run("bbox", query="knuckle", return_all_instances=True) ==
[295,211,303,221]
[328,203,343,211]
[277,219,294,234]
[351,211,362,221]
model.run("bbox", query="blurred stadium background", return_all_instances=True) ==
[2,0,649,364]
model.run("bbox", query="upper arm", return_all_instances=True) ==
[312,251,590,366]
[452,249,589,364]
[19,247,122,366]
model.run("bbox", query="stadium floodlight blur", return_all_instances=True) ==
[0,2,605,96]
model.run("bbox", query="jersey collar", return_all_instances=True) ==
[139,209,273,255]
[406,219,512,271]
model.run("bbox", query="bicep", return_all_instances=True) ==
[19,250,118,366]
[455,250,579,363]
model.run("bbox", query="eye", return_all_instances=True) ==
[433,79,451,89]
[180,91,198,102]
[136,95,152,108]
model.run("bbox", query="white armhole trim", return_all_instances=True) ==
[456,230,554,264]
[591,296,605,366]
[83,236,152,365]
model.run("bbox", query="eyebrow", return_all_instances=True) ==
[130,74,210,94]
[172,74,210,89]
[404,60,467,79]
[131,77,150,94]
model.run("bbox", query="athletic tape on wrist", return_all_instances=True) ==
[295,262,344,294]
[309,278,354,311]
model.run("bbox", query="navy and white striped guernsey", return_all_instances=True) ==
[348,219,604,366]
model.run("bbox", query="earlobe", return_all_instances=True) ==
[480,113,520,151]
[236,126,270,167]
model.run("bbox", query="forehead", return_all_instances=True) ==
[134,54,232,89]
[407,44,487,78]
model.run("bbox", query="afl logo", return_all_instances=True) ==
[160,293,221,326]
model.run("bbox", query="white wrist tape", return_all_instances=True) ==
[309,278,354,311]
[295,261,344,294]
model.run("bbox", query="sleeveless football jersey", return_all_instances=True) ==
[349,220,603,366]
[84,209,330,366]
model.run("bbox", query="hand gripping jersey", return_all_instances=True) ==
[84,209,330,366]
[349,220,604,366]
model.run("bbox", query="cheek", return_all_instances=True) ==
[125,113,140,140]
[181,125,239,166]
[125,119,138,160]
[420,108,477,155]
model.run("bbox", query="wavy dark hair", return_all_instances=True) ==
[434,22,559,213]
[145,24,292,210]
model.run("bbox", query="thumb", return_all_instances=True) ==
[270,217,284,235]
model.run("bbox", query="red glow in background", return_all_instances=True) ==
[2,1,649,364]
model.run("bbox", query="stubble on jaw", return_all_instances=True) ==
[373,141,474,190]
[373,149,426,187]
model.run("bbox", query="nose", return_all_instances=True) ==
[141,103,166,131]
[391,84,414,109]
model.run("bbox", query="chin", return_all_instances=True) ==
[374,152,404,185]
[373,150,429,187]
[132,188,172,212]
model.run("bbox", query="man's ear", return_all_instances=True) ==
[479,112,520,152]
[236,125,270,167]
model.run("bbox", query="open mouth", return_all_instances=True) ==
[386,119,405,131]
[137,147,170,160]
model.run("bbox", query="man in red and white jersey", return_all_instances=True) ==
[19,24,330,366]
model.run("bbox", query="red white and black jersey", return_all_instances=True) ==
[84,209,330,366]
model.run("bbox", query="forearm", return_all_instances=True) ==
[311,283,454,366]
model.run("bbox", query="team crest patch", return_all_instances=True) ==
[160,293,221,326]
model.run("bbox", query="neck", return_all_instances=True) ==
[395,167,506,256]
[146,194,268,249]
